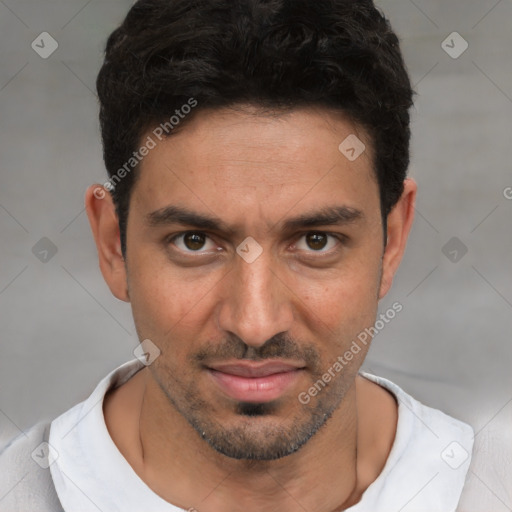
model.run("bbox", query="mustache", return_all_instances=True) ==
[192,332,320,368]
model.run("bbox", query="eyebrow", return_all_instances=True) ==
[145,205,364,234]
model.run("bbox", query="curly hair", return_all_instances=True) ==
[96,0,414,256]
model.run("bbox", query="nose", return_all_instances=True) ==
[216,249,294,348]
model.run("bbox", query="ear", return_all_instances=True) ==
[378,178,417,300]
[85,185,130,302]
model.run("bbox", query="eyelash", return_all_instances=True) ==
[166,231,345,257]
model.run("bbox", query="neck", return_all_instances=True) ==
[103,367,397,512]
[137,373,362,512]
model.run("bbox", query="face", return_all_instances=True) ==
[91,106,410,461]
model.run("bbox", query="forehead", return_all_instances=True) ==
[131,106,379,226]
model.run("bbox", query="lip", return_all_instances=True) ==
[206,360,305,403]
[208,361,304,377]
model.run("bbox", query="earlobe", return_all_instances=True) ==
[85,185,130,303]
[378,178,417,300]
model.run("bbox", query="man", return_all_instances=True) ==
[0,0,474,510]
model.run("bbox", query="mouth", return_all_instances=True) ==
[206,360,306,403]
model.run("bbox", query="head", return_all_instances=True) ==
[87,0,416,461]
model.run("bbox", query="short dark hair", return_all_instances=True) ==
[96,0,414,257]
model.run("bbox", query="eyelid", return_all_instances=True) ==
[167,231,220,254]
[291,231,345,254]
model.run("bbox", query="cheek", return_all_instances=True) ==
[288,256,381,361]
[128,249,178,315]
[296,259,380,324]
[126,254,222,352]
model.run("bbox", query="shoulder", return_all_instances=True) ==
[360,371,475,442]
[356,371,475,511]
[0,420,64,512]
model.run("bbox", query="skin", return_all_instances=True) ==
[85,105,416,511]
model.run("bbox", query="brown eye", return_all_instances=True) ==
[170,232,217,253]
[305,233,328,251]
[183,232,206,251]
[294,232,341,254]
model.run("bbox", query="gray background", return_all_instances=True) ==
[0,0,511,509]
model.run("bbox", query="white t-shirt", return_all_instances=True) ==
[49,358,474,512]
